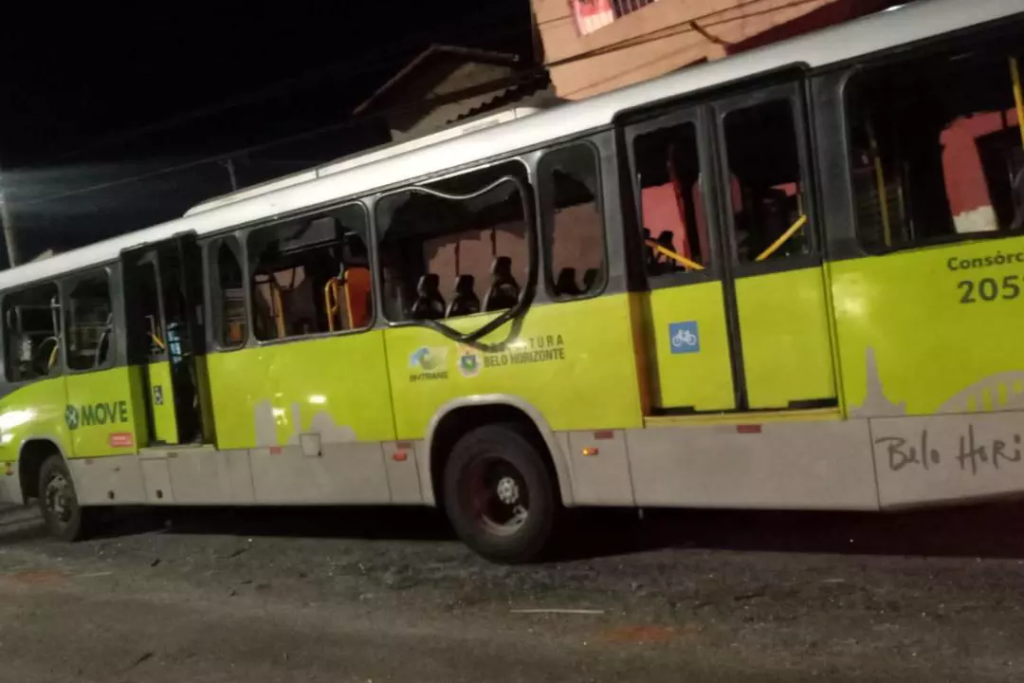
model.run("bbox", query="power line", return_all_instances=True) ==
[9,70,549,209]
[10,0,852,208]
[22,3,532,169]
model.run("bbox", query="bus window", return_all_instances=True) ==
[539,142,606,298]
[211,239,246,348]
[136,261,164,357]
[633,121,710,275]
[376,161,530,322]
[722,99,809,262]
[3,282,61,383]
[846,47,1024,250]
[247,204,371,341]
[65,273,113,371]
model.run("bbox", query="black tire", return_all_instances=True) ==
[443,422,558,564]
[38,455,89,541]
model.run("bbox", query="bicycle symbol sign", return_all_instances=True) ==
[669,321,700,354]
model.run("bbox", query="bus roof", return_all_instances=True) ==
[1,0,1020,292]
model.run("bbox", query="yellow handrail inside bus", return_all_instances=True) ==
[145,315,165,351]
[324,278,341,332]
[1011,57,1024,151]
[644,239,705,271]
[755,215,808,262]
[48,343,59,370]
[866,120,892,247]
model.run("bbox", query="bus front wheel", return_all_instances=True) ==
[443,423,557,564]
[38,455,89,542]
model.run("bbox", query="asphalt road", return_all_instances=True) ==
[2,502,1024,682]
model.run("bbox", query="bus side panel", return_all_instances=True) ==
[831,235,1024,505]
[645,281,735,412]
[384,293,646,440]
[734,267,837,409]
[144,361,179,445]
[0,378,71,501]
[204,331,397,503]
[627,418,878,510]
[194,355,216,444]
[207,333,396,448]
[64,366,141,457]
[831,238,1024,417]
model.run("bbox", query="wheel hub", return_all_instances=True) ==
[496,476,520,505]
[45,474,72,524]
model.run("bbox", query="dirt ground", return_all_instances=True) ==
[2,501,1024,682]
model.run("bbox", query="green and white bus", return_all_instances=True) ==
[3,0,1024,562]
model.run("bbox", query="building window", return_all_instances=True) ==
[65,273,113,371]
[633,121,710,275]
[376,161,530,322]
[722,99,810,262]
[847,46,1024,251]
[540,143,606,297]
[3,283,61,382]
[248,204,372,341]
[572,0,660,36]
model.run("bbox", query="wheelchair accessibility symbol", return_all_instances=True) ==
[669,321,700,354]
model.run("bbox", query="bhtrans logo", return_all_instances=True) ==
[408,347,449,382]
[64,400,130,431]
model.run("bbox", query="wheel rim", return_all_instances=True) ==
[466,456,529,537]
[44,473,74,529]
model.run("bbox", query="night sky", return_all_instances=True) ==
[0,0,533,261]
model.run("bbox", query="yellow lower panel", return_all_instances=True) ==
[146,361,179,445]
[64,367,140,457]
[0,378,71,464]
[646,281,735,411]
[735,268,836,410]
[832,234,1024,417]
[206,331,396,450]
[386,294,645,439]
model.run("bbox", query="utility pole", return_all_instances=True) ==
[0,163,19,267]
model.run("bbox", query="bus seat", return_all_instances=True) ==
[343,266,372,329]
[446,275,480,318]
[484,256,520,312]
[582,268,599,293]
[654,231,679,274]
[410,274,445,320]
[554,268,581,297]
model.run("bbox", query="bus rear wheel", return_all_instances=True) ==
[443,423,557,564]
[38,455,89,542]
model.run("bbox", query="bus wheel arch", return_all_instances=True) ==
[426,397,574,510]
[18,438,67,504]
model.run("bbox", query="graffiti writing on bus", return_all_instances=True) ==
[874,425,1023,475]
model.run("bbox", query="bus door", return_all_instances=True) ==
[122,234,212,446]
[711,83,836,411]
[627,80,836,412]
[626,106,737,412]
